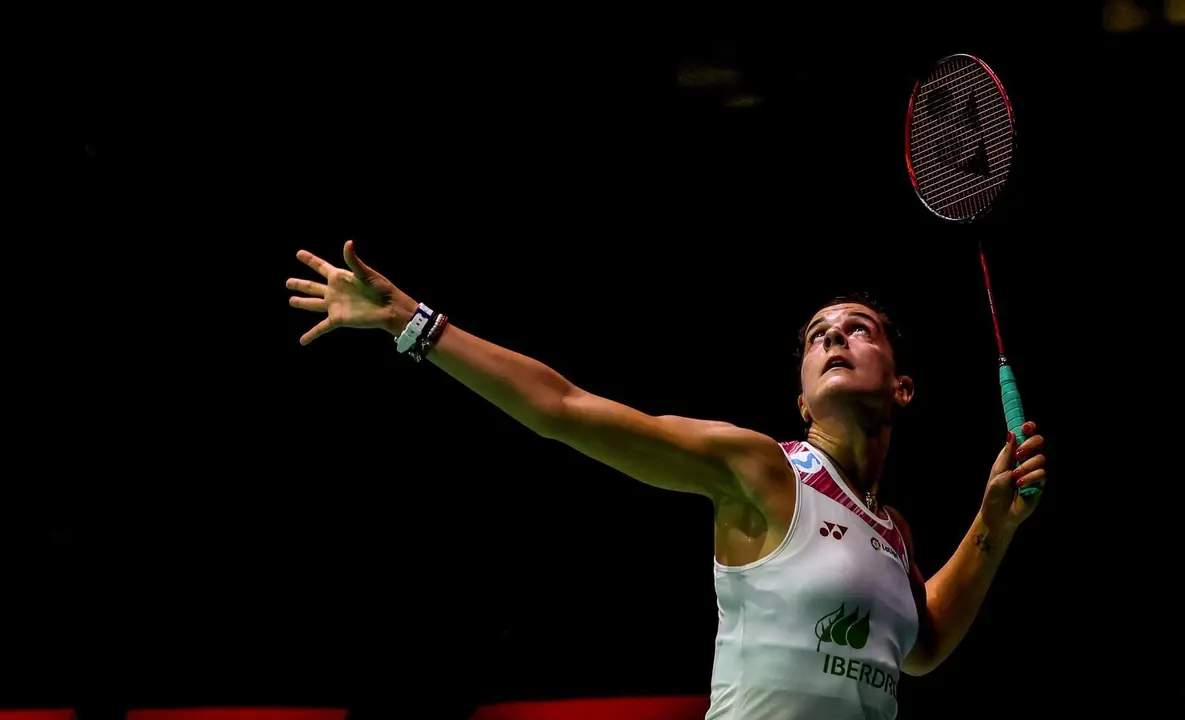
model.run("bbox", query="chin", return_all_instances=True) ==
[817,374,870,394]
[814,379,883,406]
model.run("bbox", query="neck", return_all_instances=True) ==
[805,415,892,498]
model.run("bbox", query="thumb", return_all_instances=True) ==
[343,240,377,283]
[991,431,1017,477]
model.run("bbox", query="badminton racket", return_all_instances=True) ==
[904,53,1039,497]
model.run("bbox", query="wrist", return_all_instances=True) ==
[972,510,1017,548]
[384,302,417,336]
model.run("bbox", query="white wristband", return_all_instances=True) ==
[396,303,434,353]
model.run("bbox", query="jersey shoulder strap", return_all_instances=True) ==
[779,440,825,481]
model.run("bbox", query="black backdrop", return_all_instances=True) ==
[19,2,1181,718]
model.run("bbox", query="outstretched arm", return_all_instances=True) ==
[898,424,1047,676]
[417,320,788,504]
[288,242,791,508]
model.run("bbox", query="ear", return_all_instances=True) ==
[797,393,811,424]
[894,375,915,408]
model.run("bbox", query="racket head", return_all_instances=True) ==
[905,54,1016,223]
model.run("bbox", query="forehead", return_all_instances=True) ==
[808,303,882,327]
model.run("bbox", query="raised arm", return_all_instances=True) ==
[288,242,791,507]
[894,424,1048,676]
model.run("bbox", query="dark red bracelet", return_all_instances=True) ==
[422,313,449,357]
[409,313,448,362]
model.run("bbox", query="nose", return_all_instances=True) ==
[823,326,847,350]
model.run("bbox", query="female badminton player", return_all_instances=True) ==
[286,241,1047,720]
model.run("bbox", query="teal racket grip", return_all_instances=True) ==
[999,361,1040,498]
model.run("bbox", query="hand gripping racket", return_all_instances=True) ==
[904,53,1039,498]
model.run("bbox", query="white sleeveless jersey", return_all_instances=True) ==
[706,441,919,720]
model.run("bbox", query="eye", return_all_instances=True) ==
[849,325,870,336]
[809,329,826,343]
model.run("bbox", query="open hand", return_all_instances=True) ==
[981,421,1046,532]
[286,241,415,345]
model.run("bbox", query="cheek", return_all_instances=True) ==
[861,351,894,379]
[800,369,822,397]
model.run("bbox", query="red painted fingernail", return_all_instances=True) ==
[1007,431,1015,445]
[1015,449,1025,460]
[1023,422,1035,434]
[1012,469,1022,481]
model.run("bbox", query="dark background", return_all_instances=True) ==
[18,1,1180,718]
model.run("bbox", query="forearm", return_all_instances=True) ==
[917,513,1016,671]
[385,310,574,435]
[382,305,779,499]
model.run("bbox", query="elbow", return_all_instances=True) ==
[902,653,938,677]
[902,640,943,676]
[902,616,943,676]
[532,385,583,440]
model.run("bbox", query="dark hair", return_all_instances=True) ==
[793,292,907,388]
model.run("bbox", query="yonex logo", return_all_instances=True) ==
[820,522,848,540]
[815,603,871,652]
[926,86,992,178]
[791,452,820,472]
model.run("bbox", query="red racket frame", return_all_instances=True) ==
[904,53,1017,223]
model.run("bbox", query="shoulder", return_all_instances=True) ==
[655,415,785,459]
[654,415,792,488]
[696,422,796,512]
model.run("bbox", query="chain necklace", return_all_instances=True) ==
[814,445,879,513]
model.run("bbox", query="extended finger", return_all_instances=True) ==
[296,250,335,279]
[343,240,375,282]
[991,431,1019,475]
[1015,434,1044,461]
[286,278,327,297]
[1011,453,1045,480]
[290,297,327,312]
[1016,468,1046,491]
[300,317,336,345]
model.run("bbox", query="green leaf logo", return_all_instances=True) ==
[815,604,844,652]
[814,604,871,651]
[847,609,871,649]
[830,606,860,646]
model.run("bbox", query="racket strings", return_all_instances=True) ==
[910,101,1010,160]
[911,61,997,119]
[911,104,1010,209]
[910,85,1011,179]
[907,57,1014,219]
[910,63,1000,132]
[912,127,1012,210]
[911,70,1010,188]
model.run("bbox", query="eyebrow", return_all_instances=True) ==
[805,311,883,339]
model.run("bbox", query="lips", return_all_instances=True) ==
[823,356,854,373]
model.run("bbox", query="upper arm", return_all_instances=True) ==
[886,506,936,675]
[543,389,793,507]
